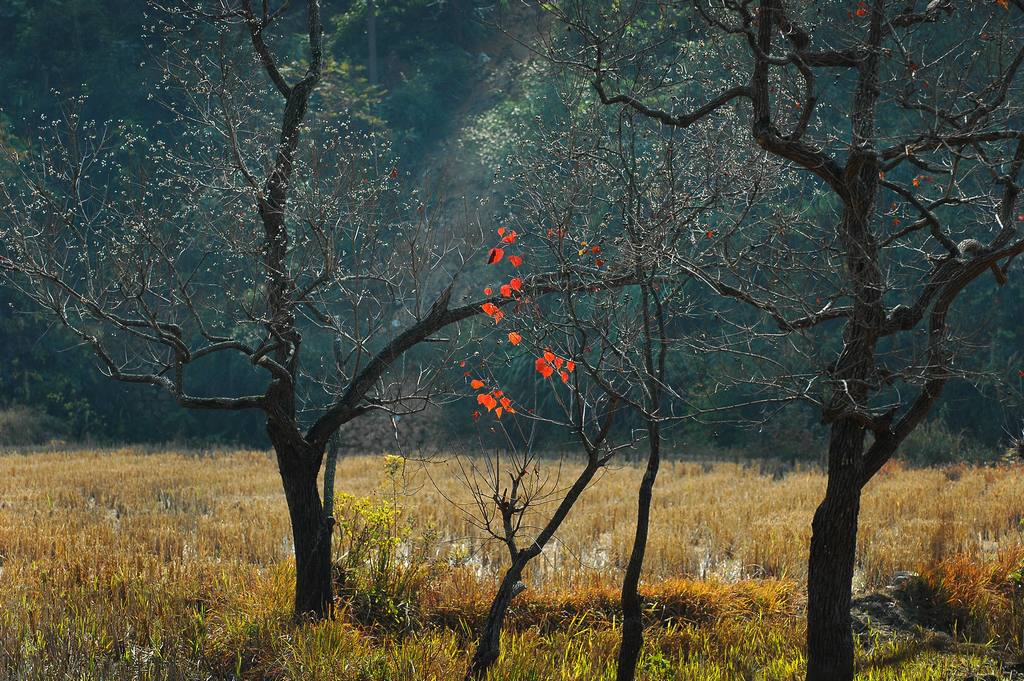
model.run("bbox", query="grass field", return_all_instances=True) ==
[1,448,1022,679]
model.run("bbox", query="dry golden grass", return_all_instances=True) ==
[1,448,1022,680]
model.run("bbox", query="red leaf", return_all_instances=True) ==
[481,302,504,323]
[543,349,556,363]
[566,360,575,373]
[472,410,481,421]
[497,227,506,236]
[470,379,486,390]
[591,245,601,254]
[508,255,523,268]
[508,331,522,346]
[389,168,399,179]
[500,284,512,297]
[483,287,493,296]
[502,230,518,244]
[509,277,523,292]
[595,258,604,268]
[487,247,504,265]
[534,357,554,379]
[559,371,569,384]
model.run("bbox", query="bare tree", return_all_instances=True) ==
[452,88,756,678]
[536,1,1024,678]
[0,1,630,621]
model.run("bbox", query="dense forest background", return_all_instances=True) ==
[1,0,1021,461]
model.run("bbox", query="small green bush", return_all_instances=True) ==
[0,406,64,447]
[331,456,442,634]
[898,420,988,468]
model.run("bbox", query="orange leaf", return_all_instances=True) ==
[566,360,575,372]
[508,255,523,268]
[509,277,522,292]
[481,302,505,323]
[502,230,518,244]
[470,379,485,390]
[500,396,513,411]
[535,357,554,379]
[559,371,569,384]
[477,393,497,411]
[508,331,522,346]
[500,284,512,297]
[543,349,556,363]
[483,287,493,296]
[497,227,506,236]
[487,247,504,265]
[495,407,504,419]
[591,245,601,254]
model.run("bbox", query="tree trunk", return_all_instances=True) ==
[466,556,528,680]
[274,439,334,620]
[805,420,864,681]
[616,428,660,681]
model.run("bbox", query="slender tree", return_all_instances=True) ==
[455,88,758,678]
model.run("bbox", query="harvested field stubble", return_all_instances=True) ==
[1,448,1022,679]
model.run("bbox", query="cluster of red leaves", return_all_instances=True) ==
[573,239,605,268]
[469,379,516,420]
[481,302,504,324]
[535,349,576,384]
[482,228,526,325]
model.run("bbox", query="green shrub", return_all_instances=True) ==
[898,420,988,468]
[0,406,64,447]
[331,456,442,634]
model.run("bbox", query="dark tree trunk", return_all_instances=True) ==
[805,420,864,681]
[616,427,660,681]
[466,556,528,679]
[273,435,333,620]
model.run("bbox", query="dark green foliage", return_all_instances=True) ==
[0,2,1018,457]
